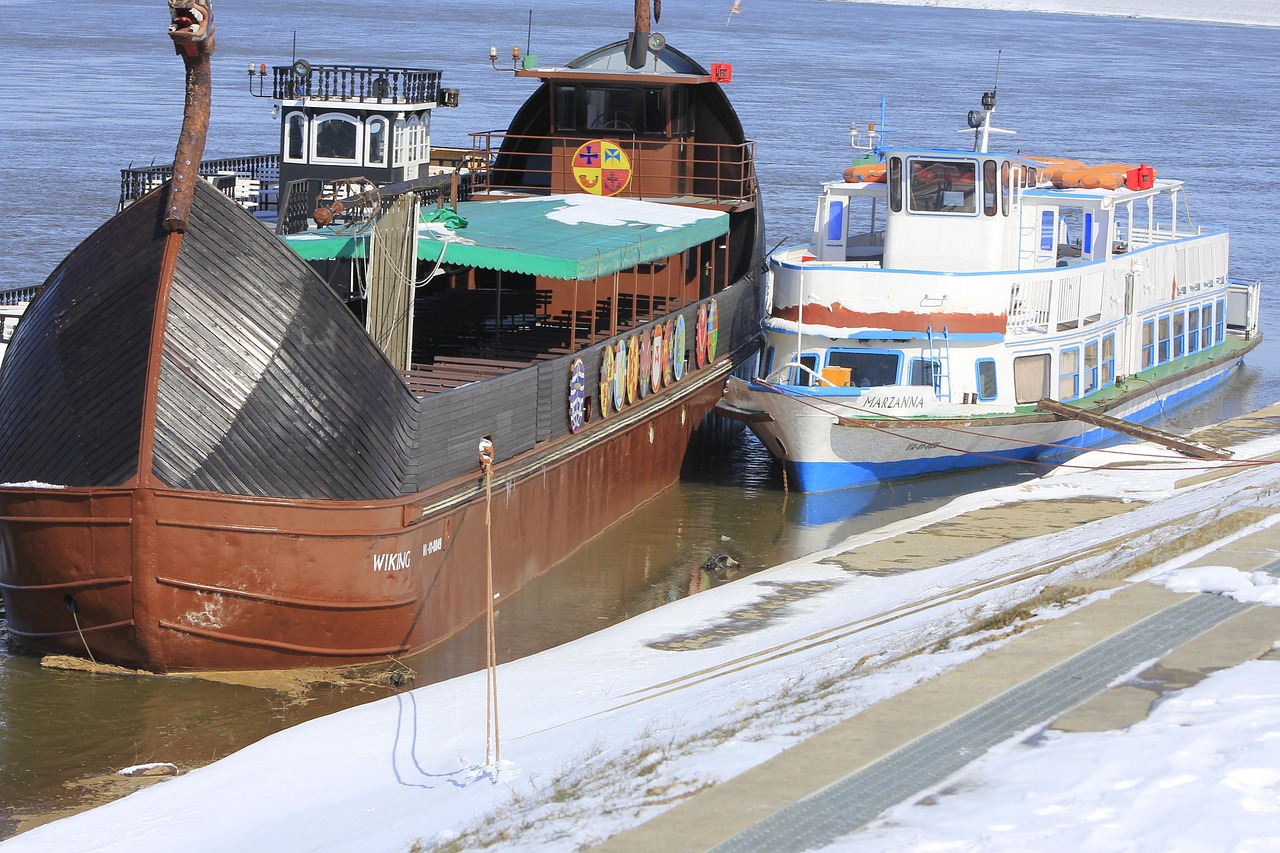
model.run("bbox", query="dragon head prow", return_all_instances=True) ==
[168,0,213,56]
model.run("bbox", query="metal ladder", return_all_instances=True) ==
[925,326,952,401]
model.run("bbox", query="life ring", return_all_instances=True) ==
[599,345,614,418]
[568,357,586,433]
[626,336,640,405]
[612,340,626,412]
[638,329,651,399]
[673,315,687,381]
[662,320,675,386]
[650,324,664,393]
[695,304,708,368]
[706,299,719,362]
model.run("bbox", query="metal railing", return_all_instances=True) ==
[270,65,442,105]
[468,132,758,204]
[276,172,476,236]
[119,154,278,210]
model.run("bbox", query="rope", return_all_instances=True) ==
[478,437,500,771]
[64,595,96,665]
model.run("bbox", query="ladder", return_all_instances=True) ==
[925,326,953,401]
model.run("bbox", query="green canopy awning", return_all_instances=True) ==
[281,193,730,281]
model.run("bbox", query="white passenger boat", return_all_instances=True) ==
[719,91,1262,492]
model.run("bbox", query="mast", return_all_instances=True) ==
[627,0,661,69]
[164,0,215,232]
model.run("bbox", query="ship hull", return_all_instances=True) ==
[0,178,762,672]
[722,339,1255,493]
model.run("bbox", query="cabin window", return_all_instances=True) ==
[976,359,997,401]
[1172,311,1186,359]
[284,112,307,162]
[1215,298,1226,343]
[826,201,845,242]
[1083,341,1099,394]
[1059,348,1081,400]
[908,159,977,214]
[1201,302,1213,349]
[642,88,666,135]
[1013,353,1051,404]
[888,157,903,213]
[790,353,820,387]
[828,350,899,388]
[983,160,998,217]
[1141,319,1156,369]
[553,84,577,132]
[1000,161,1011,217]
[314,115,359,162]
[1157,314,1171,363]
[908,357,940,388]
[1101,334,1116,385]
[586,87,635,132]
[1188,308,1201,353]
[367,117,388,166]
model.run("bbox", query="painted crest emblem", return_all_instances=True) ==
[572,140,633,196]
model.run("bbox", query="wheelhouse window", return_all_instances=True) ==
[314,115,359,162]
[1014,353,1051,404]
[908,158,977,214]
[827,350,899,388]
[888,157,903,213]
[976,359,997,401]
[790,352,820,386]
[367,117,388,166]
[1101,334,1116,385]
[1059,348,1080,400]
[284,112,307,162]
[586,87,636,132]
[908,357,939,388]
[983,160,998,216]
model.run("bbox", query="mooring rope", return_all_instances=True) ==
[64,595,96,665]
[478,436,500,770]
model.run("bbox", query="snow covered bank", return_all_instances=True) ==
[6,430,1280,851]
[837,0,1280,28]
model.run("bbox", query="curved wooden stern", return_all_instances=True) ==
[0,182,431,671]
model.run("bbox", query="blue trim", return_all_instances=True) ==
[763,322,1003,343]
[786,359,1241,492]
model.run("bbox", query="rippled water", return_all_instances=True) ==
[1,0,1277,835]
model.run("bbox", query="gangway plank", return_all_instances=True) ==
[1035,398,1234,461]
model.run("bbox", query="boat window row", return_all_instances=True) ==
[888,156,1035,217]
[1056,334,1117,401]
[1141,299,1227,369]
[283,110,428,167]
[551,84,690,137]
[761,346,952,392]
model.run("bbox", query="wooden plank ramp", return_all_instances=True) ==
[1036,398,1234,460]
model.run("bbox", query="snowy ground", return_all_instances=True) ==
[6,421,1280,850]
[836,0,1280,28]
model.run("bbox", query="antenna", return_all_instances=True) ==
[526,10,532,55]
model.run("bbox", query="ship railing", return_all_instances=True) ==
[268,65,442,105]
[275,172,475,236]
[466,132,758,205]
[119,154,280,211]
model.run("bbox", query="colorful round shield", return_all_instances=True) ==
[662,320,675,386]
[673,315,687,381]
[707,299,719,362]
[599,345,614,418]
[638,329,651,399]
[568,357,586,433]
[650,324,664,393]
[613,341,626,411]
[626,336,640,405]
[695,304,708,368]
[572,139,633,197]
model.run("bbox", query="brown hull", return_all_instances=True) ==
[0,363,729,671]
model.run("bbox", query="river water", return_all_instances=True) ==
[1,0,1277,836]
